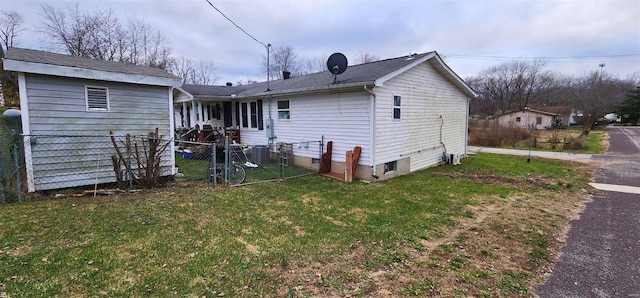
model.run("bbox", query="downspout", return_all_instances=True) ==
[364,85,379,179]
[465,97,470,157]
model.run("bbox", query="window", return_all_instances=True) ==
[277,100,290,120]
[384,161,397,173]
[241,103,249,128]
[240,100,264,130]
[536,117,542,125]
[393,95,401,119]
[85,86,109,111]
[515,116,522,122]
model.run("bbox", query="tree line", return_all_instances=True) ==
[1,4,638,124]
[466,60,639,127]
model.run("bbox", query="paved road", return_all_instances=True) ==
[535,126,640,297]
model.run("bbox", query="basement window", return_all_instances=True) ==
[393,95,401,119]
[86,86,109,111]
[384,160,397,173]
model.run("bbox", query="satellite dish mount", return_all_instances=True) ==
[327,53,348,84]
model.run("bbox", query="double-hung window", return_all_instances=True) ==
[86,86,109,111]
[240,100,264,130]
[393,95,401,119]
[277,100,290,120]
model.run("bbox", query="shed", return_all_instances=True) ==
[174,51,477,180]
[2,48,181,192]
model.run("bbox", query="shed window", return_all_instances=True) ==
[393,95,401,119]
[515,117,522,122]
[86,86,109,111]
[536,117,542,125]
[277,100,290,120]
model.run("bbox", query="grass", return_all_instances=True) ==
[0,153,593,297]
[471,125,606,154]
[175,152,316,184]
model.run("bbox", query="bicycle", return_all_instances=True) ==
[211,162,246,185]
[210,146,248,185]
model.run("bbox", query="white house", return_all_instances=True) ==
[174,52,477,181]
[496,108,561,130]
[2,48,181,192]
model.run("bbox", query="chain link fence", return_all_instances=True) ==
[175,139,322,187]
[0,115,24,203]
[1,132,323,203]
[0,133,175,202]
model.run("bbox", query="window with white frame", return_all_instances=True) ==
[240,100,264,130]
[86,86,109,111]
[277,100,290,120]
[393,95,401,119]
[515,116,522,122]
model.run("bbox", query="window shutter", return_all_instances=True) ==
[86,86,109,111]
[235,101,240,127]
[257,99,264,130]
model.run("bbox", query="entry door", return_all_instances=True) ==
[223,102,232,127]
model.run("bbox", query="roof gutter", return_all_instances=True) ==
[240,81,376,100]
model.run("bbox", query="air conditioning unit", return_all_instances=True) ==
[449,154,461,165]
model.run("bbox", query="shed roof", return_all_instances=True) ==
[3,47,181,87]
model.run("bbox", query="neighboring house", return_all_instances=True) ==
[536,106,572,127]
[2,48,181,192]
[174,52,477,181]
[496,107,561,130]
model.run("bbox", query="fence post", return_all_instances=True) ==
[211,142,217,186]
[224,136,229,184]
[11,130,23,203]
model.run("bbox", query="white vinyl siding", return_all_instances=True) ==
[239,91,371,164]
[374,61,468,172]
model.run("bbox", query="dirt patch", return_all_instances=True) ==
[265,173,593,296]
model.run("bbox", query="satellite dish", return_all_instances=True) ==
[327,53,348,83]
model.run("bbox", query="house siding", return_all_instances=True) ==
[239,91,372,164]
[374,62,468,173]
[23,74,173,191]
[497,110,555,130]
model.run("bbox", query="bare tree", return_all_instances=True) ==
[192,61,217,85]
[38,3,172,69]
[264,45,302,80]
[354,52,379,64]
[0,10,23,107]
[0,10,24,51]
[570,70,635,131]
[168,57,218,85]
[468,59,556,115]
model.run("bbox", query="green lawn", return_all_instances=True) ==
[0,154,592,297]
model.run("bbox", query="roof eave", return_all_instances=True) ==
[3,58,182,87]
[240,81,376,99]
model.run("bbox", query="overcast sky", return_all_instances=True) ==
[3,0,640,85]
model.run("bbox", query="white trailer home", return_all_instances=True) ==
[175,52,477,181]
[2,48,181,191]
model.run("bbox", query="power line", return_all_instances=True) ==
[442,53,639,62]
[204,0,267,48]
